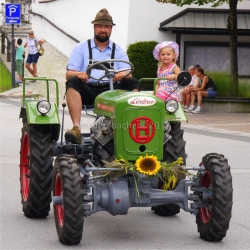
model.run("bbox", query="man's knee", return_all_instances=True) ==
[66,76,83,93]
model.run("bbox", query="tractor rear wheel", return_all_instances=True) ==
[20,119,53,217]
[152,122,187,216]
[196,153,233,241]
[163,121,187,163]
[53,155,84,245]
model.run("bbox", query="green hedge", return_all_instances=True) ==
[127,41,158,90]
[207,71,250,98]
[0,62,12,93]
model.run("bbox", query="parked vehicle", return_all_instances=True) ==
[19,60,233,245]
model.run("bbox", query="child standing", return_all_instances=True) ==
[14,38,25,86]
[153,41,181,101]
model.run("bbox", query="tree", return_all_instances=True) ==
[156,0,246,97]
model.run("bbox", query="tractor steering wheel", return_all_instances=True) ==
[86,59,134,82]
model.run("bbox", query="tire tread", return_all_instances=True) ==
[196,153,233,241]
[20,122,53,218]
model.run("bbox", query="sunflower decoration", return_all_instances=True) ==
[101,155,189,191]
[101,156,135,178]
[159,157,188,190]
[135,154,161,176]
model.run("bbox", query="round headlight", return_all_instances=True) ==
[165,99,178,113]
[37,100,51,115]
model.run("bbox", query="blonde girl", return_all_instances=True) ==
[153,41,181,101]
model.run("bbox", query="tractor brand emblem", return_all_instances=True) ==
[128,97,156,106]
[97,102,114,112]
[129,117,155,143]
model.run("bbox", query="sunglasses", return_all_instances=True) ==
[29,33,34,35]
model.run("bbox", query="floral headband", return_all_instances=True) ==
[153,41,179,60]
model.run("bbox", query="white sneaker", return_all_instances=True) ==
[192,107,202,114]
[184,106,194,112]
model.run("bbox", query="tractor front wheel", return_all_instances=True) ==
[53,155,84,245]
[196,153,233,241]
[20,119,53,217]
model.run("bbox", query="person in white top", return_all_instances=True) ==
[24,30,46,79]
[181,64,200,109]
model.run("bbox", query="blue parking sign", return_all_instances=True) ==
[5,4,21,25]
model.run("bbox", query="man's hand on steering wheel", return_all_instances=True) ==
[75,72,89,82]
[113,71,131,82]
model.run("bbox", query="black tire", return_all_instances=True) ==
[151,204,181,216]
[20,118,53,218]
[196,153,233,241]
[153,122,187,216]
[53,155,84,245]
[163,122,187,164]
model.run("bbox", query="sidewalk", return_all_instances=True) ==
[0,39,68,102]
[181,112,250,138]
[0,41,250,138]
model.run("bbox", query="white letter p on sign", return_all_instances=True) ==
[9,7,17,16]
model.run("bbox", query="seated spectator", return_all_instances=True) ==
[185,67,218,114]
[181,64,200,109]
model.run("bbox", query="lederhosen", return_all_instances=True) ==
[86,40,139,93]
[65,40,139,104]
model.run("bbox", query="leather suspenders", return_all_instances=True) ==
[87,39,116,68]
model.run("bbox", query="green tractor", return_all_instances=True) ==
[19,60,233,245]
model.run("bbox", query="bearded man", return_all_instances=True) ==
[65,8,139,144]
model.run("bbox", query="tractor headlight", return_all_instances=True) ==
[165,99,178,113]
[37,100,51,115]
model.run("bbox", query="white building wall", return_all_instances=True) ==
[0,0,5,25]
[31,0,130,58]
[31,0,250,62]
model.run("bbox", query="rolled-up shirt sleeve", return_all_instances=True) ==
[66,42,86,72]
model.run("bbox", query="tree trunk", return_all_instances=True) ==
[228,0,238,97]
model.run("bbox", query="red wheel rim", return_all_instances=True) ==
[55,173,64,228]
[199,170,212,224]
[20,132,30,202]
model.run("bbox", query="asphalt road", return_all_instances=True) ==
[0,98,250,250]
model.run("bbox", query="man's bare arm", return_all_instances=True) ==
[66,70,89,82]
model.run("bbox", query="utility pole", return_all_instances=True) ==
[11,0,15,88]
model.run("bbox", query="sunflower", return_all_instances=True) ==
[135,154,161,176]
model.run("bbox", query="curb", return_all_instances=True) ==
[0,87,40,99]
[0,94,39,99]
